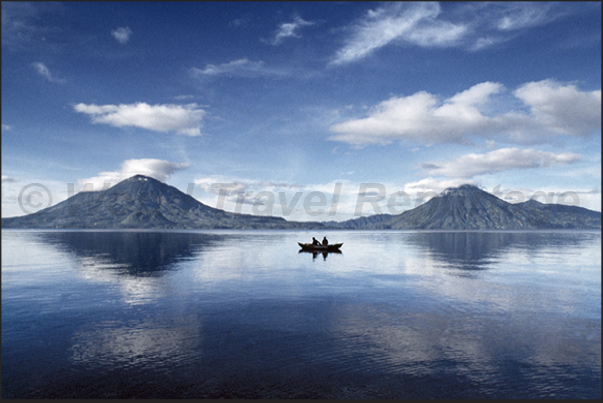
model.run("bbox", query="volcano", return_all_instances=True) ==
[1,175,324,229]
[2,178,599,230]
[338,184,600,230]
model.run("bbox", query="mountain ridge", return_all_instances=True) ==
[2,175,600,230]
[346,184,600,230]
[1,175,325,229]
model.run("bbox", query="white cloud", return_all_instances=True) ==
[513,80,601,137]
[2,124,12,131]
[195,176,304,207]
[329,80,601,146]
[189,58,285,78]
[466,2,595,51]
[331,2,467,65]
[487,184,601,211]
[331,2,582,59]
[73,102,206,136]
[78,159,190,191]
[229,18,249,29]
[192,175,479,220]
[1,2,63,50]
[422,148,582,178]
[173,94,196,101]
[329,81,504,145]
[268,16,314,45]
[402,178,476,199]
[195,175,356,220]
[111,27,132,44]
[32,62,66,83]
[1,175,17,183]
[493,2,557,31]
[470,36,500,51]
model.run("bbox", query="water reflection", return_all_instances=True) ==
[70,316,203,371]
[2,230,599,398]
[326,300,601,398]
[298,249,342,261]
[416,232,507,265]
[405,231,600,273]
[35,231,221,277]
[26,231,228,305]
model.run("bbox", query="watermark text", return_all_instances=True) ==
[13,181,585,217]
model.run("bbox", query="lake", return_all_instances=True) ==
[2,229,600,398]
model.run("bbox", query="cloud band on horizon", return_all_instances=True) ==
[422,148,581,178]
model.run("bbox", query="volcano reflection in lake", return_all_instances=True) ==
[2,230,600,398]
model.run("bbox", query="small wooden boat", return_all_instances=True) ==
[297,242,343,252]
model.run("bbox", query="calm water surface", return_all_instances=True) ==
[2,230,600,398]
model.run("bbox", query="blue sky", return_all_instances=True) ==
[2,1,601,220]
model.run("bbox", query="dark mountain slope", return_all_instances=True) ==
[340,185,600,230]
[385,185,533,229]
[1,175,324,229]
[2,179,599,230]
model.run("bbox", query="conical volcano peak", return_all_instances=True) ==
[104,175,196,205]
[440,184,484,197]
[125,174,161,183]
[113,175,169,190]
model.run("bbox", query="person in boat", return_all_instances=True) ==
[322,236,328,245]
[312,237,320,246]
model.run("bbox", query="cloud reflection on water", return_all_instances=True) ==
[70,317,203,371]
[2,230,600,398]
[21,230,601,310]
